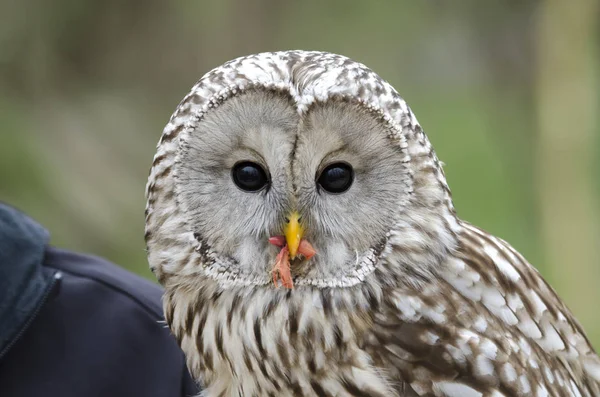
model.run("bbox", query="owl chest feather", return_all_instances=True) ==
[169,286,399,397]
[165,253,600,397]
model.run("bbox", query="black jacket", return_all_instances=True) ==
[0,203,199,397]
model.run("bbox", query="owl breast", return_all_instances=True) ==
[165,283,400,397]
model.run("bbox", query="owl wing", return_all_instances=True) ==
[368,222,600,396]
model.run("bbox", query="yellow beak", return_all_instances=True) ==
[283,211,304,259]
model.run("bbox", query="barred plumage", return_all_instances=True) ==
[145,51,600,396]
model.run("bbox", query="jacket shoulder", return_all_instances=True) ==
[44,247,165,318]
[0,246,199,397]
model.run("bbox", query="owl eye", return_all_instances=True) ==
[317,162,354,194]
[232,161,269,192]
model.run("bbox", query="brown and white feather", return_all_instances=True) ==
[145,51,600,396]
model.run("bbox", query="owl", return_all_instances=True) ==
[145,51,600,396]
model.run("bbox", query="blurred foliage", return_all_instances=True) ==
[0,1,598,344]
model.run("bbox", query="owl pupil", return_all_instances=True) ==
[232,162,269,192]
[317,163,354,194]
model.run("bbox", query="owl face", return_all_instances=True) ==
[147,51,453,289]
[176,89,410,286]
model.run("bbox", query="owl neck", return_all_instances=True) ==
[380,124,462,285]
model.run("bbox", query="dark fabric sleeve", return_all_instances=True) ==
[182,365,201,397]
[0,203,53,356]
[0,247,200,397]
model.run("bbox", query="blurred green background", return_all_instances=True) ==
[1,1,599,344]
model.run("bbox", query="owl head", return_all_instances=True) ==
[145,51,459,291]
